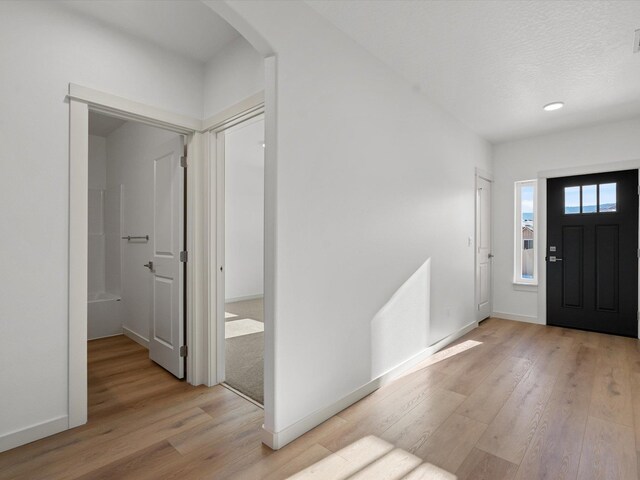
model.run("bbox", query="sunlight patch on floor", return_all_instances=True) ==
[225,318,264,339]
[397,340,483,380]
[225,311,238,319]
[286,436,456,480]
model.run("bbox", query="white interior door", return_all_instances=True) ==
[148,136,185,378]
[476,176,492,321]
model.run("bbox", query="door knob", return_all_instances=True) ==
[144,261,154,271]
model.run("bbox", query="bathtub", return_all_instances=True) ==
[88,291,122,340]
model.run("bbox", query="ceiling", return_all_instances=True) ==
[60,0,239,63]
[306,0,640,143]
[89,111,126,137]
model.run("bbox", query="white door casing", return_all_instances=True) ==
[476,176,492,320]
[149,136,185,378]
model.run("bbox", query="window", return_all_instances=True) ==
[563,182,617,214]
[515,180,537,284]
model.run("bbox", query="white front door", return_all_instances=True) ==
[476,176,492,321]
[148,136,185,378]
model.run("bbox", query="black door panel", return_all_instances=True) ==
[547,170,638,337]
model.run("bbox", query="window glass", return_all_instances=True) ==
[564,186,580,214]
[520,184,534,280]
[582,185,597,213]
[599,183,616,212]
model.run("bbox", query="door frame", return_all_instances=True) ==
[68,83,211,428]
[208,105,265,386]
[536,159,640,338]
[475,168,494,323]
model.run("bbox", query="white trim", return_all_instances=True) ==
[475,166,493,182]
[537,161,640,333]
[263,56,278,435]
[0,415,68,453]
[68,99,88,429]
[68,84,201,133]
[212,105,266,388]
[123,327,149,349]
[88,332,124,341]
[67,85,212,443]
[492,311,542,325]
[475,172,493,322]
[225,294,264,303]
[203,91,265,131]
[538,159,640,180]
[261,320,478,450]
[514,180,538,285]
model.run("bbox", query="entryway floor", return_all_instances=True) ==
[224,298,264,405]
[4,319,640,479]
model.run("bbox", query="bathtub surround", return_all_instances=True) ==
[87,134,122,340]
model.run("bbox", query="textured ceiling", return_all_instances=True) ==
[60,0,239,63]
[306,0,640,143]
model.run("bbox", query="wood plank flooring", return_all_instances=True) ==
[2,319,640,479]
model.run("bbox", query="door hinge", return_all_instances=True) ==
[180,156,188,168]
[180,251,188,262]
[179,345,188,357]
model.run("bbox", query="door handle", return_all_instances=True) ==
[144,261,154,271]
[549,256,563,262]
[488,253,494,258]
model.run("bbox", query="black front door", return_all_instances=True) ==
[547,169,638,337]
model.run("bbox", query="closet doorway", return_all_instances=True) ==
[216,112,265,406]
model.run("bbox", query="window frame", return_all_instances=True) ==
[514,179,538,285]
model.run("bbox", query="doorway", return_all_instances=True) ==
[87,110,188,391]
[216,113,265,405]
[546,169,639,337]
[476,173,493,321]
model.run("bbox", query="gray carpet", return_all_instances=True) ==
[224,298,264,404]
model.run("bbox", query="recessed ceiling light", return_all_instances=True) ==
[543,102,564,111]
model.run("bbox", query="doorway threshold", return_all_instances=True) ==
[221,382,264,409]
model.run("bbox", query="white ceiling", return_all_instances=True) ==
[89,111,126,137]
[60,0,239,63]
[306,0,640,143]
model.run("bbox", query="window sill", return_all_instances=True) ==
[512,282,538,291]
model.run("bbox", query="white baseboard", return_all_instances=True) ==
[0,415,68,453]
[261,320,478,450]
[225,294,264,304]
[492,311,542,325]
[123,327,149,349]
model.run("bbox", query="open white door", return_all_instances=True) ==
[476,176,492,321]
[148,136,185,378]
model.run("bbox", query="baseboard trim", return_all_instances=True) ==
[88,332,124,341]
[225,294,264,304]
[0,415,68,453]
[492,311,542,325]
[261,320,478,450]
[123,327,149,348]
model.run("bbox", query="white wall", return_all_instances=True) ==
[106,121,181,343]
[493,116,640,322]
[225,117,265,301]
[0,1,203,444]
[204,35,264,119]
[208,1,492,440]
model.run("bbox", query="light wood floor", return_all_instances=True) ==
[3,319,640,479]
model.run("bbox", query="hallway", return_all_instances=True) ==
[2,319,639,479]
